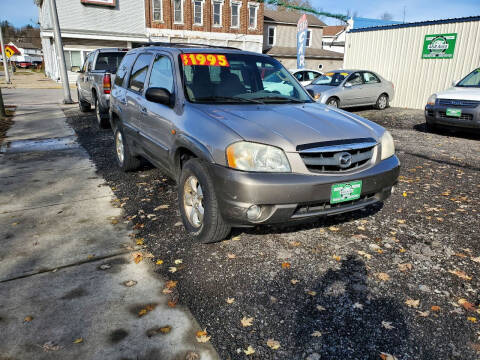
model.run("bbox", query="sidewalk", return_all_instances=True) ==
[0,88,218,359]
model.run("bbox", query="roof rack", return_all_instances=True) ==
[140,42,241,50]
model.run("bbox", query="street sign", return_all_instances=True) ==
[422,33,457,59]
[2,45,20,58]
[296,14,308,69]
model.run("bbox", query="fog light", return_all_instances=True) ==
[246,205,262,220]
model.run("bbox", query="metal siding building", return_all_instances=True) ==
[344,17,480,109]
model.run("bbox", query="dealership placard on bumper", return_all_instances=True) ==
[422,33,457,59]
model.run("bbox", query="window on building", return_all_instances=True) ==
[174,0,183,23]
[148,55,174,93]
[267,26,276,46]
[248,4,257,29]
[306,30,312,47]
[231,1,240,28]
[128,53,153,93]
[193,0,203,25]
[213,1,222,26]
[152,0,162,21]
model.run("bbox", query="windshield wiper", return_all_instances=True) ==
[253,96,306,103]
[194,96,263,104]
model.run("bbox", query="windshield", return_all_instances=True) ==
[95,52,126,73]
[456,68,480,87]
[179,53,312,104]
[312,72,348,86]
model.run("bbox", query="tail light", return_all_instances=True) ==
[103,73,111,94]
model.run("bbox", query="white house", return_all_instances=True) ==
[321,25,346,54]
[9,42,43,65]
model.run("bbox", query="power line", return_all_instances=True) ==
[257,0,349,22]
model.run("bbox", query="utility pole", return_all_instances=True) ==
[0,25,11,84]
[49,0,73,104]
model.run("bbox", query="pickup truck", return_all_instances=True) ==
[76,48,127,128]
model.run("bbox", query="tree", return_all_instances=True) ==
[267,0,314,12]
[380,12,393,20]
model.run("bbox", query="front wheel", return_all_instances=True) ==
[326,97,339,108]
[178,159,231,243]
[376,94,389,110]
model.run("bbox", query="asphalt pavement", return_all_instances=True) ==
[63,104,480,360]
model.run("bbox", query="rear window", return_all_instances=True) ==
[114,53,135,87]
[95,52,126,73]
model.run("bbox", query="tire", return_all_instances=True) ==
[94,96,109,129]
[78,90,90,112]
[326,97,339,108]
[376,94,389,110]
[178,159,231,243]
[114,127,141,172]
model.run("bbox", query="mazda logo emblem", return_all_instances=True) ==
[338,152,352,168]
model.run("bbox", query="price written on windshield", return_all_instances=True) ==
[181,54,230,67]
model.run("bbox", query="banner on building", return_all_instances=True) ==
[81,0,116,7]
[296,14,308,69]
[422,33,457,59]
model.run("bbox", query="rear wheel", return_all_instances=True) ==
[326,97,339,108]
[95,96,109,129]
[114,127,140,172]
[178,159,231,243]
[376,94,389,110]
[78,90,90,112]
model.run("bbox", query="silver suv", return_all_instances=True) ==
[109,44,400,243]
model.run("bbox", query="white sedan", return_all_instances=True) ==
[290,69,323,86]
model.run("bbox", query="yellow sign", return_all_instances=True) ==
[4,47,15,58]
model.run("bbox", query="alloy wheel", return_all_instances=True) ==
[115,131,124,165]
[183,175,204,228]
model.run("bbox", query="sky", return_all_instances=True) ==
[0,0,479,28]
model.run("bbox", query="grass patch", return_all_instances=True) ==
[0,106,16,145]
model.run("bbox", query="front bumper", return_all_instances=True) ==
[425,103,480,129]
[210,155,400,226]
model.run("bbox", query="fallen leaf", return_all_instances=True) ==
[405,299,420,308]
[241,316,254,327]
[159,326,172,334]
[375,272,390,281]
[357,250,372,260]
[290,241,301,247]
[231,236,241,241]
[196,329,211,343]
[168,300,177,308]
[169,267,177,273]
[136,238,144,245]
[291,279,300,285]
[306,290,317,296]
[165,280,177,289]
[174,259,183,265]
[380,353,398,360]
[99,264,111,270]
[399,248,406,253]
[24,316,33,322]
[471,257,480,263]
[311,331,322,337]
[468,317,477,323]
[328,226,340,231]
[138,304,156,317]
[353,302,364,310]
[266,338,281,350]
[459,298,477,312]
[402,192,407,197]
[397,219,406,224]
[417,310,430,317]
[73,338,83,344]
[156,259,164,265]
[154,205,169,210]
[398,263,412,272]
[111,219,119,225]
[227,253,236,259]
[316,305,326,311]
[281,262,291,269]
[382,321,395,330]
[332,255,341,262]
[357,225,366,231]
[133,252,143,264]
[124,280,137,287]
[226,297,235,304]
[431,305,441,312]
[162,288,173,294]
[147,325,172,337]
[448,269,472,281]
[244,346,255,355]
[41,341,60,352]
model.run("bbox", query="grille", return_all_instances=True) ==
[437,99,480,108]
[293,193,376,217]
[298,138,376,173]
[439,111,473,121]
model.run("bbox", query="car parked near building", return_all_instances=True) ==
[305,70,394,110]
[76,48,127,128]
[425,67,480,131]
[109,44,400,243]
[290,68,323,86]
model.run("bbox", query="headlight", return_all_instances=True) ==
[380,131,395,160]
[226,142,291,172]
[427,94,437,106]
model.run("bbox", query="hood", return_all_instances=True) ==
[436,87,480,101]
[196,103,383,152]
[305,84,340,94]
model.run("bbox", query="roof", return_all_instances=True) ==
[263,46,343,59]
[12,42,41,50]
[351,17,402,29]
[349,15,480,33]
[264,10,326,27]
[322,25,346,37]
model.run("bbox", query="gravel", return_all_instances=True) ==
[64,105,480,360]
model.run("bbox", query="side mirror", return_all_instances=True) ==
[306,88,315,98]
[451,80,457,87]
[344,82,352,88]
[145,87,173,107]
